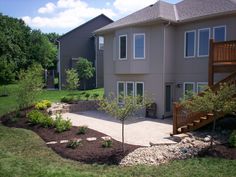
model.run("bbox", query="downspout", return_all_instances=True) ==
[94,35,98,88]
[162,21,171,118]
[55,39,62,90]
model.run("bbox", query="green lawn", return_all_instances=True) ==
[0,84,236,176]
[0,84,104,116]
[0,125,235,177]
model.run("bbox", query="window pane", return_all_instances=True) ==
[185,32,195,57]
[136,83,144,103]
[118,82,125,103]
[199,29,210,56]
[99,36,104,50]
[127,83,134,96]
[120,36,126,59]
[214,27,225,42]
[197,83,207,93]
[184,83,194,94]
[135,34,144,58]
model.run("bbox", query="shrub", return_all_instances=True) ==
[67,139,82,149]
[102,140,113,148]
[65,69,80,91]
[27,110,54,128]
[77,126,88,135]
[54,114,72,133]
[92,93,99,100]
[229,130,236,148]
[85,93,90,101]
[61,96,78,103]
[35,100,52,110]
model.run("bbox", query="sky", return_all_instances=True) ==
[0,0,182,34]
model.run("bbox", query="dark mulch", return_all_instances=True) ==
[0,109,139,165]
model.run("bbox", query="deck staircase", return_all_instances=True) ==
[173,39,236,135]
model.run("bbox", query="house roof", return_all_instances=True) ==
[95,0,236,34]
[57,14,113,41]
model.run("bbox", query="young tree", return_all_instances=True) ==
[76,57,95,90]
[99,94,151,152]
[65,69,80,91]
[16,64,44,109]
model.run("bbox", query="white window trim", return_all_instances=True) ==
[119,35,127,60]
[98,36,104,50]
[184,30,196,58]
[135,82,144,97]
[133,33,145,59]
[125,81,135,97]
[213,25,226,42]
[197,28,211,58]
[117,81,125,104]
[197,82,208,93]
[183,82,196,94]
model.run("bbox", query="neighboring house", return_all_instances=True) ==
[57,14,113,90]
[95,0,236,118]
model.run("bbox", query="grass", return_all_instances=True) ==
[0,125,236,177]
[0,84,104,116]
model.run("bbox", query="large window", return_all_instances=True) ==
[213,26,226,42]
[135,82,144,103]
[134,33,145,59]
[184,31,196,58]
[198,28,210,57]
[126,82,134,97]
[119,35,127,60]
[117,81,125,104]
[197,82,208,93]
[98,36,104,50]
[183,82,195,95]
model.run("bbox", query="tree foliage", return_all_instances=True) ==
[16,64,44,109]
[99,94,151,152]
[65,69,80,91]
[76,57,95,90]
[0,13,58,84]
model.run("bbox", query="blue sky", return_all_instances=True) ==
[0,0,182,34]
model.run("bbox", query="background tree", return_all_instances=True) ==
[16,64,44,109]
[76,57,95,90]
[65,69,80,91]
[99,94,151,152]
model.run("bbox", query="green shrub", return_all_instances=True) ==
[54,114,72,133]
[229,130,236,148]
[85,93,90,101]
[92,93,99,100]
[27,110,54,128]
[61,96,78,103]
[77,126,88,135]
[35,100,51,110]
[67,139,82,149]
[102,140,113,148]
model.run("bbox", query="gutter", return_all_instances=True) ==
[55,39,62,90]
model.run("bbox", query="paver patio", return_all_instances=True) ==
[62,111,175,146]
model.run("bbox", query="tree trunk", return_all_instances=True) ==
[122,119,125,153]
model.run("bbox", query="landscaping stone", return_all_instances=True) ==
[172,133,189,142]
[46,141,57,145]
[204,135,212,142]
[101,136,111,140]
[86,137,97,141]
[60,140,69,144]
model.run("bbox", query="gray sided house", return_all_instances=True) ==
[57,14,113,90]
[96,0,236,118]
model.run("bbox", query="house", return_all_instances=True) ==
[95,0,236,118]
[57,14,113,90]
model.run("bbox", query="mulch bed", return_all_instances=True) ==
[0,109,139,165]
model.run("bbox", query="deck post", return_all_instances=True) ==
[173,102,178,135]
[208,39,214,87]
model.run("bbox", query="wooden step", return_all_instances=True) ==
[187,123,194,128]
[193,120,201,124]
[200,116,207,120]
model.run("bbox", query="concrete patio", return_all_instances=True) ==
[62,111,175,146]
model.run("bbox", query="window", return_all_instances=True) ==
[134,33,145,59]
[135,82,144,103]
[184,31,196,58]
[198,28,210,57]
[197,82,208,93]
[213,26,226,42]
[183,82,195,95]
[117,82,125,104]
[99,36,104,50]
[119,35,127,60]
[126,82,134,97]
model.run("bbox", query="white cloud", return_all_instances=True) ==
[38,2,56,14]
[113,0,157,14]
[22,0,116,30]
